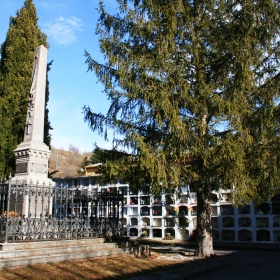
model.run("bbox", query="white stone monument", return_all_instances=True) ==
[12,45,54,187]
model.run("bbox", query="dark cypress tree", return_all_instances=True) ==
[84,1,280,256]
[44,60,53,149]
[0,0,51,176]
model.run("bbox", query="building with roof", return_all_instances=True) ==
[52,165,280,243]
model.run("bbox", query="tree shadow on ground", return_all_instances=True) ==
[1,248,280,280]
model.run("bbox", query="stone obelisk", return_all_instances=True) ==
[11,45,54,186]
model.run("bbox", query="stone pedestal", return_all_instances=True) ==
[12,141,54,186]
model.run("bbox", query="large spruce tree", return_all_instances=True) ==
[0,0,51,177]
[84,1,280,257]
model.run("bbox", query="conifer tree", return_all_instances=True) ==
[0,0,51,177]
[44,60,53,148]
[84,1,280,257]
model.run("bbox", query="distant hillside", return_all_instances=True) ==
[49,146,91,178]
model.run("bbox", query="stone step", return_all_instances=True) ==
[0,247,128,269]
[0,242,118,259]
[0,238,106,251]
[0,238,131,269]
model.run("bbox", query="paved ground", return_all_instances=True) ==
[191,249,280,280]
[1,238,279,279]
[128,248,280,280]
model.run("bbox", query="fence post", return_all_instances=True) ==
[4,174,12,243]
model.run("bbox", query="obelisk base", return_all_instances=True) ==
[12,140,55,186]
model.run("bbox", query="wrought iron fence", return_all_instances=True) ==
[0,178,124,243]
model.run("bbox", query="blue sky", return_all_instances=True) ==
[0,0,118,153]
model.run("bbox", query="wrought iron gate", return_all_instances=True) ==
[0,178,124,243]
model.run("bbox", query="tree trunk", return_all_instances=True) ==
[195,184,214,257]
